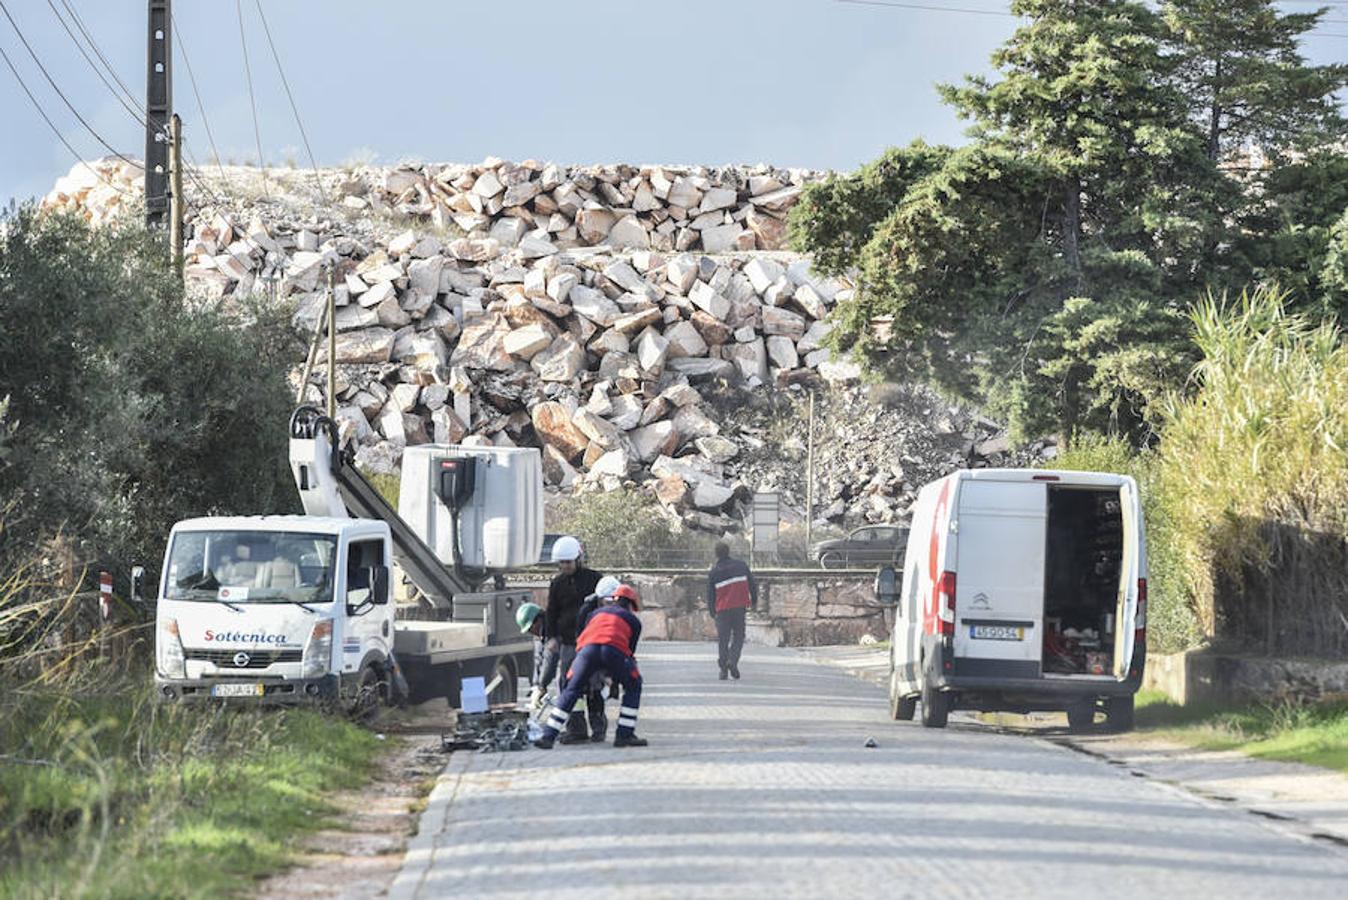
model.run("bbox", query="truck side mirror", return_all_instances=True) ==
[874,566,899,606]
[130,565,147,603]
[369,565,390,605]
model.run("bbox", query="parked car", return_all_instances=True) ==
[812,525,909,569]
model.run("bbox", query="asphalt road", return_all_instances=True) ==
[392,642,1348,899]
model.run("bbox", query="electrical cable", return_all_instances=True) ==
[253,0,327,202]
[58,0,142,115]
[0,0,142,170]
[0,41,129,195]
[44,0,148,130]
[171,11,226,180]
[235,0,270,197]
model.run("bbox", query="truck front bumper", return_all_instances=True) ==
[154,673,340,705]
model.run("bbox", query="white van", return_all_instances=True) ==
[885,469,1147,731]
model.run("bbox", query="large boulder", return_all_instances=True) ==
[531,401,590,461]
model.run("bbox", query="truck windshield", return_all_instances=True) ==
[165,530,337,604]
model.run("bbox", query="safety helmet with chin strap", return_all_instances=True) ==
[550,535,582,563]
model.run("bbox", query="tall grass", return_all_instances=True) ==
[0,554,383,898]
[1158,287,1348,655]
[1058,286,1348,657]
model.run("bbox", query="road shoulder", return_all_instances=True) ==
[802,643,1348,848]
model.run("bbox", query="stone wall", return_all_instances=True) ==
[621,572,887,647]
[1144,650,1348,705]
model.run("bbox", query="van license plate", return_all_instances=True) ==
[212,683,264,698]
[970,625,1024,641]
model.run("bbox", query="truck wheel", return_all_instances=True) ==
[1066,702,1096,733]
[346,665,386,721]
[1104,695,1135,733]
[488,658,517,706]
[890,669,917,721]
[920,677,949,728]
[819,551,844,570]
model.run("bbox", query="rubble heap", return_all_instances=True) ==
[42,157,1032,533]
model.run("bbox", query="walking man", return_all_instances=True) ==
[545,535,605,742]
[535,584,647,749]
[708,540,757,680]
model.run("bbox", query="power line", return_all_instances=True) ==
[0,42,128,195]
[44,0,147,129]
[171,12,225,179]
[0,0,142,170]
[57,0,144,121]
[236,0,269,197]
[253,0,327,202]
[835,0,1013,16]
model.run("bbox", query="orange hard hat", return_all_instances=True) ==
[611,584,641,611]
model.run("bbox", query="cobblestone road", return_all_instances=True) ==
[392,643,1348,899]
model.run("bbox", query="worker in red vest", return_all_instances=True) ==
[534,584,647,749]
[707,540,757,680]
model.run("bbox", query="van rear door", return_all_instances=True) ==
[953,480,1045,676]
[1112,480,1141,678]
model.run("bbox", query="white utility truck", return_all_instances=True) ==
[148,407,541,711]
[883,468,1147,732]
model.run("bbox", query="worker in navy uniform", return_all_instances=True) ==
[535,583,647,749]
[707,540,757,680]
[545,535,605,743]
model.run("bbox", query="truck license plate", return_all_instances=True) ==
[211,683,264,698]
[970,624,1024,641]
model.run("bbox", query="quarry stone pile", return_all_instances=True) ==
[43,157,1032,535]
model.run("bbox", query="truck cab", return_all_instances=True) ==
[155,515,395,706]
[152,406,542,712]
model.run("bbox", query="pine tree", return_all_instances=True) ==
[1163,0,1348,162]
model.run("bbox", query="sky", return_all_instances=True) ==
[1,1,1345,203]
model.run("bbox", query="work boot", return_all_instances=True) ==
[614,734,648,748]
[719,666,728,681]
[533,735,555,749]
[730,665,740,680]
[559,731,588,745]
[590,729,607,743]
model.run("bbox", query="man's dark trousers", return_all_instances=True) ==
[716,606,747,672]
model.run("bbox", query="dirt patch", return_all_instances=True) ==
[254,703,455,900]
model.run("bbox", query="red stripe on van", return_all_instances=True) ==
[926,479,952,636]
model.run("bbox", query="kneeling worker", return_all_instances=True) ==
[534,584,647,749]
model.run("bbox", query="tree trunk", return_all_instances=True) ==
[1063,177,1083,290]
[1208,57,1223,162]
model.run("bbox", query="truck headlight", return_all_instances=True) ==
[159,618,186,679]
[302,619,333,679]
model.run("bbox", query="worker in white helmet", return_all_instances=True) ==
[545,535,605,742]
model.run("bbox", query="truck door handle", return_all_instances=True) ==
[382,620,389,638]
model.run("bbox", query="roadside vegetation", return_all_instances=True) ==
[0,206,394,896]
[1135,690,1348,775]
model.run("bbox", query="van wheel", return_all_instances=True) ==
[890,670,917,721]
[920,678,949,728]
[1066,702,1096,733]
[1104,695,1135,733]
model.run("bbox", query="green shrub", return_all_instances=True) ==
[551,488,718,569]
[0,206,302,587]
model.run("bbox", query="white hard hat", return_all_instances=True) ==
[551,535,582,563]
[595,575,622,598]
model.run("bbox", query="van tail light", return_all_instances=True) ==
[937,571,956,638]
[1134,578,1147,647]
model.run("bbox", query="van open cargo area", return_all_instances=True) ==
[1043,485,1123,676]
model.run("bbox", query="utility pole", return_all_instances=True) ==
[144,1,172,229]
[806,392,815,554]
[168,114,183,278]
